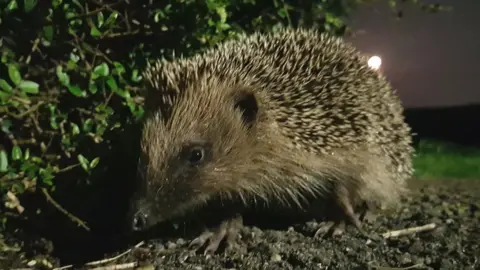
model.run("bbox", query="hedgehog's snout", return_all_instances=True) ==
[131,210,149,231]
[129,197,160,232]
[131,210,154,232]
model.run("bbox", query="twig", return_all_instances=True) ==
[25,37,41,64]
[104,90,114,106]
[85,241,145,266]
[89,262,139,270]
[57,163,81,173]
[8,101,45,119]
[41,188,91,231]
[382,223,437,239]
[10,96,32,105]
[368,262,426,269]
[29,113,43,134]
[98,30,154,39]
[53,241,145,270]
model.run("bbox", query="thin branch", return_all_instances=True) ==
[5,101,44,119]
[10,96,32,105]
[85,241,145,266]
[53,241,145,270]
[367,262,426,270]
[41,188,91,231]
[98,30,154,40]
[382,223,437,239]
[57,163,80,173]
[89,262,139,270]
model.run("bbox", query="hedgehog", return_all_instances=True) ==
[129,27,414,254]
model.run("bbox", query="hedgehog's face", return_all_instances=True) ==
[130,85,266,232]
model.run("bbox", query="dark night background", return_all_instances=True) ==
[347,0,480,147]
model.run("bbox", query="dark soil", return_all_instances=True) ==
[2,178,480,270]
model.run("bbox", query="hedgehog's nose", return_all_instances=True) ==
[132,211,149,231]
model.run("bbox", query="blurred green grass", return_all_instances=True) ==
[413,139,480,179]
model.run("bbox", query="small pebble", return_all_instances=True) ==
[166,241,177,249]
[176,238,186,246]
[270,253,282,262]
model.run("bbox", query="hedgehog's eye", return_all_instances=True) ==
[188,147,204,165]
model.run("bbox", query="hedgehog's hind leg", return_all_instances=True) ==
[358,199,378,224]
[189,213,243,254]
[314,185,365,238]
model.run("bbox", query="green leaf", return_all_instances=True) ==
[90,157,100,169]
[61,136,72,147]
[50,116,58,129]
[70,123,80,135]
[92,63,109,78]
[39,167,54,186]
[71,0,83,9]
[0,150,8,172]
[116,88,130,99]
[216,6,227,23]
[56,65,70,86]
[11,146,22,160]
[77,154,90,172]
[6,0,18,11]
[97,11,104,28]
[154,11,165,23]
[90,25,102,37]
[131,69,142,82]
[18,80,39,94]
[8,64,21,85]
[0,79,13,93]
[104,11,119,27]
[113,61,125,75]
[106,76,118,91]
[24,148,30,160]
[43,25,54,42]
[31,156,42,164]
[0,91,12,101]
[83,118,94,132]
[67,85,86,97]
[1,119,12,133]
[52,0,62,7]
[20,162,35,176]
[12,182,25,194]
[24,0,37,13]
[88,81,98,94]
[69,53,80,63]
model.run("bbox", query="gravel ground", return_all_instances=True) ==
[2,178,480,270]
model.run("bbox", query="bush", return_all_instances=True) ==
[0,0,447,263]
[0,0,361,238]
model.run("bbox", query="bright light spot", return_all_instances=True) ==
[368,55,382,70]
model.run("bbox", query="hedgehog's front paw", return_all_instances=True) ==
[314,220,347,238]
[189,214,243,254]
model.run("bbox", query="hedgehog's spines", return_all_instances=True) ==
[141,27,414,216]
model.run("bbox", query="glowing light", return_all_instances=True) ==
[368,55,382,70]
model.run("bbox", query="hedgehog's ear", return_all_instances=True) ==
[233,89,259,129]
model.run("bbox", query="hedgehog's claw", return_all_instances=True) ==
[358,200,378,224]
[314,195,380,240]
[189,214,243,255]
[314,188,365,238]
[314,220,346,237]
[188,231,214,248]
